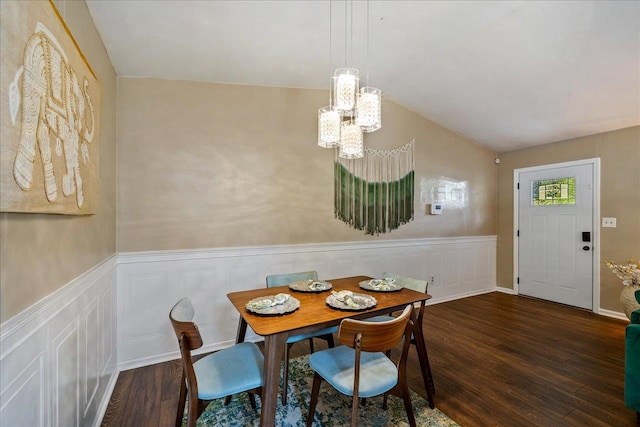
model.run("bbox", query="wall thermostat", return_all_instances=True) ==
[430,204,443,215]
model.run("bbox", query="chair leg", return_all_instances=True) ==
[400,387,417,427]
[196,400,208,420]
[282,343,292,405]
[248,392,257,410]
[307,373,322,427]
[175,374,187,427]
[350,393,359,427]
[377,349,392,411]
[326,333,335,348]
[411,334,436,406]
[308,337,315,353]
[186,395,199,427]
[413,339,435,394]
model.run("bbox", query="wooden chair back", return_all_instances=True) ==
[169,298,202,427]
[169,297,204,350]
[338,304,413,352]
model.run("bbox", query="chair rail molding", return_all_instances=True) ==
[0,255,118,427]
[117,236,498,370]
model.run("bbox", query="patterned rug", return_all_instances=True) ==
[191,354,459,426]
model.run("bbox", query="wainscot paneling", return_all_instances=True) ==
[0,256,118,427]
[117,236,497,370]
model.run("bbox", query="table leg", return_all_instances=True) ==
[411,309,435,409]
[236,317,248,344]
[260,333,287,427]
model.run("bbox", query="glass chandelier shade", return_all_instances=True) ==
[339,119,364,159]
[317,1,381,154]
[317,106,341,147]
[332,68,359,114]
[356,87,382,132]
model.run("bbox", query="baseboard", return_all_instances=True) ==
[425,287,499,305]
[496,288,628,320]
[93,368,119,427]
[495,286,516,294]
[598,308,629,321]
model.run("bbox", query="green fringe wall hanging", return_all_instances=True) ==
[334,140,414,235]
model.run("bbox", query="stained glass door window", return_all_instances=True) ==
[532,177,576,205]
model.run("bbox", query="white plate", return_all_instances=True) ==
[289,280,333,293]
[245,294,300,316]
[359,279,403,292]
[326,291,377,311]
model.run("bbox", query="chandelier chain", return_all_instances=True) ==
[344,0,348,67]
[350,0,354,68]
[329,0,333,107]
[366,0,370,86]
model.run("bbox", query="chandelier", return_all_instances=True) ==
[317,0,381,159]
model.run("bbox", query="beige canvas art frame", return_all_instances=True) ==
[1,0,100,214]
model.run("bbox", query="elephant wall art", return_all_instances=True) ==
[1,0,100,214]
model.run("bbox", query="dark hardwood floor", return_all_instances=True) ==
[101,292,638,426]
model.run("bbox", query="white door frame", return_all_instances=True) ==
[513,158,601,313]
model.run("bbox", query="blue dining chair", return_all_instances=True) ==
[266,270,338,404]
[364,273,434,394]
[169,298,264,427]
[306,305,416,427]
[365,273,427,322]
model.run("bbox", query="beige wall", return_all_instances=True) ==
[496,126,640,311]
[0,0,117,322]
[116,78,497,251]
[7,1,632,325]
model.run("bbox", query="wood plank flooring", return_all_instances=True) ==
[101,292,638,426]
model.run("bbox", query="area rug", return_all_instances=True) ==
[189,355,459,426]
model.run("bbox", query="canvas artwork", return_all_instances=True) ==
[0,0,100,214]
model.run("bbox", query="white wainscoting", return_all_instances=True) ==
[0,255,118,427]
[117,236,497,370]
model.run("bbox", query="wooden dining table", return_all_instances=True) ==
[227,275,435,427]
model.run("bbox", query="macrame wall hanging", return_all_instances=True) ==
[334,139,415,235]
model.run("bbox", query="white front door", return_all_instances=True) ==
[517,161,596,310]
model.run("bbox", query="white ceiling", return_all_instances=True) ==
[86,0,640,153]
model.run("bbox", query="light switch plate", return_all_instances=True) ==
[602,217,616,228]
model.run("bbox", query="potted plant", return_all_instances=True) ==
[606,259,640,319]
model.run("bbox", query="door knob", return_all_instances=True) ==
[583,246,590,251]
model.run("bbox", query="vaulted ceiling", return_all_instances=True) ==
[86,0,640,153]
